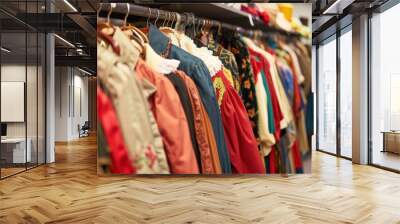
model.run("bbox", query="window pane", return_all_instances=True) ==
[27,31,38,168]
[318,37,337,154]
[38,32,45,165]
[1,31,27,177]
[340,29,352,158]
[371,4,400,171]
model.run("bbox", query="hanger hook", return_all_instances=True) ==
[124,3,130,26]
[163,11,169,27]
[146,8,151,27]
[162,11,166,27]
[107,3,116,24]
[166,12,172,27]
[169,12,173,27]
[155,9,160,26]
[175,13,181,30]
[173,13,177,27]
[192,13,196,37]
[97,3,103,20]
[195,18,200,34]
[169,12,174,27]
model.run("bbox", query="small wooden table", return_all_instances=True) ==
[381,131,400,154]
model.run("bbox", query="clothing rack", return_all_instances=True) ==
[98,3,303,39]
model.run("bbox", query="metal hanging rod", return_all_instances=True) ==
[97,3,301,39]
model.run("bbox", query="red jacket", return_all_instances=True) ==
[97,87,135,174]
[213,70,265,174]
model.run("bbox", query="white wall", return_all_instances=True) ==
[55,66,69,141]
[74,73,89,136]
[55,67,89,141]
[1,64,46,164]
[1,65,33,138]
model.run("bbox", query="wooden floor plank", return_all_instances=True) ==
[0,135,399,223]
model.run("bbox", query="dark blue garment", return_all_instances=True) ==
[305,93,314,136]
[148,24,232,173]
[278,66,294,105]
[279,130,291,173]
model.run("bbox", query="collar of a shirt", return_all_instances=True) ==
[148,24,171,57]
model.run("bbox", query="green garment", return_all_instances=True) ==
[260,69,276,134]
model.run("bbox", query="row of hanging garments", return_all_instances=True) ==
[97,3,312,174]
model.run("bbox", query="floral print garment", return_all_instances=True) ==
[225,37,260,144]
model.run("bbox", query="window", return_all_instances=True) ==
[317,36,337,154]
[0,0,47,179]
[339,28,352,158]
[371,3,400,171]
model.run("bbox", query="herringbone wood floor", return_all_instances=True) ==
[0,135,400,224]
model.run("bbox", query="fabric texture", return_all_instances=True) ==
[207,36,241,92]
[97,28,169,174]
[165,73,201,169]
[213,70,265,174]
[148,24,232,173]
[248,51,276,155]
[97,123,111,174]
[226,38,260,144]
[97,87,135,174]
[175,71,222,174]
[248,48,284,143]
[136,59,199,174]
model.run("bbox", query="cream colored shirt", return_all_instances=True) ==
[241,37,276,155]
[255,70,276,155]
[160,27,223,76]
[243,38,294,130]
[144,43,180,74]
[97,27,170,174]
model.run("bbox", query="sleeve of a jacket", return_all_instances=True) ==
[154,77,199,174]
[192,62,232,174]
[220,88,266,174]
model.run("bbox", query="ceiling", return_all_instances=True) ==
[311,0,392,43]
[0,0,396,70]
[0,0,98,73]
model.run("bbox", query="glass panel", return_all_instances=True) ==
[38,32,45,165]
[0,0,46,178]
[312,45,316,151]
[1,33,27,177]
[318,37,337,154]
[27,31,38,169]
[339,29,352,158]
[0,0,28,177]
[371,4,400,171]
[26,0,41,169]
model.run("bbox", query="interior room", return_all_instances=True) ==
[314,0,400,172]
[370,3,400,171]
[0,1,46,178]
[0,0,399,223]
